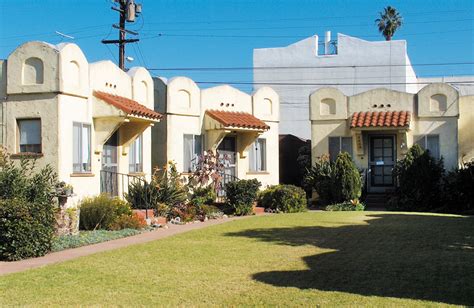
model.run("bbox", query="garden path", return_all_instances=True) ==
[0,216,247,276]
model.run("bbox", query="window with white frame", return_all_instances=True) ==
[129,134,143,173]
[73,122,91,172]
[183,134,202,172]
[249,138,267,172]
[18,119,41,153]
[328,136,353,161]
[415,135,440,159]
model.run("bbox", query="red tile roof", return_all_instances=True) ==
[94,91,162,120]
[350,111,410,128]
[206,110,270,130]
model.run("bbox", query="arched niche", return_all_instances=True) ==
[320,98,336,115]
[430,94,447,112]
[176,89,191,109]
[262,98,273,115]
[23,57,44,84]
[68,60,80,86]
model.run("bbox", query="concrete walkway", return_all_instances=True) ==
[0,216,246,276]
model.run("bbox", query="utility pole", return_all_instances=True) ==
[102,0,142,71]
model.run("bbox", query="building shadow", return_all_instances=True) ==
[225,213,474,305]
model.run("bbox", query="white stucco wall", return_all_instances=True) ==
[254,33,474,139]
[2,41,156,206]
[310,85,462,172]
[153,76,280,187]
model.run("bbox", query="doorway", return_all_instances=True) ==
[368,135,396,193]
[101,131,119,196]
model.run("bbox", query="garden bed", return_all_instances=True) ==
[52,229,144,252]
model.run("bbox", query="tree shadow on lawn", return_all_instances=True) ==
[225,213,474,305]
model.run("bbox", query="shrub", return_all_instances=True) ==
[0,198,55,261]
[388,144,444,211]
[79,194,132,230]
[199,204,224,219]
[170,203,197,222]
[442,162,474,213]
[225,179,261,216]
[0,151,58,261]
[333,152,362,203]
[125,162,187,214]
[304,155,335,205]
[190,186,216,207]
[109,213,147,231]
[325,199,365,211]
[305,153,362,205]
[259,185,307,213]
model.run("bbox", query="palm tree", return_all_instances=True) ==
[375,6,403,41]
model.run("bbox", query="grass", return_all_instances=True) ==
[1,211,473,306]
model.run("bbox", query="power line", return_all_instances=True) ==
[192,81,474,86]
[140,18,474,33]
[146,62,474,71]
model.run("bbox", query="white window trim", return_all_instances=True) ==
[73,122,91,173]
[18,118,42,154]
[328,136,353,161]
[249,138,267,172]
[415,134,440,159]
[129,134,143,173]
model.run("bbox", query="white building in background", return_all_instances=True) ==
[0,41,160,205]
[254,32,474,139]
[152,77,280,188]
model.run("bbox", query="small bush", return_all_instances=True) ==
[199,204,224,219]
[304,155,335,205]
[305,153,362,205]
[325,200,365,211]
[190,186,216,207]
[79,194,132,230]
[109,213,147,231]
[333,152,362,203]
[441,162,474,213]
[0,198,55,261]
[0,150,58,261]
[170,203,197,222]
[388,145,444,211]
[259,185,307,213]
[225,179,261,216]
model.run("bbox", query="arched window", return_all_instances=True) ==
[22,57,44,84]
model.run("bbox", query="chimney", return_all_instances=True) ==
[324,31,331,55]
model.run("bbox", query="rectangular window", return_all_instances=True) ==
[328,136,353,161]
[183,134,202,172]
[18,119,41,153]
[73,122,91,173]
[415,135,440,159]
[249,138,267,172]
[129,134,143,173]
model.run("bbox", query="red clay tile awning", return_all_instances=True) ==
[94,91,162,120]
[206,109,270,130]
[350,111,411,128]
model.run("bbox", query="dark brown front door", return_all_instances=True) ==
[369,135,395,192]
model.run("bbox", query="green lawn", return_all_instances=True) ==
[1,211,473,306]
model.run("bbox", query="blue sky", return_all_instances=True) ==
[1,0,473,92]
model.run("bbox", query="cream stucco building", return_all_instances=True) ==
[152,77,280,188]
[0,41,161,205]
[310,84,474,193]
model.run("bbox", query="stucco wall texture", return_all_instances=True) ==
[0,41,155,206]
[254,33,474,139]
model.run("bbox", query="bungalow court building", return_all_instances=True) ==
[309,84,474,193]
[0,41,161,204]
[152,77,280,188]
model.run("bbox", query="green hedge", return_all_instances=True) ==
[259,185,307,213]
[225,179,261,216]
